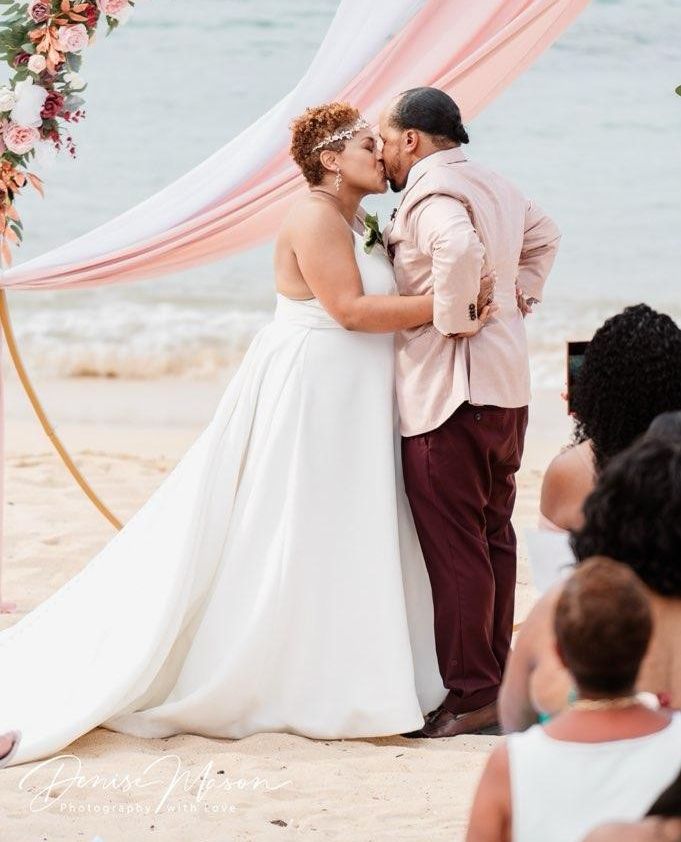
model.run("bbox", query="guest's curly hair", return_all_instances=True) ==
[289,102,360,186]
[571,437,681,597]
[571,304,681,470]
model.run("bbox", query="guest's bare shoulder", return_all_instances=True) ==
[540,440,595,530]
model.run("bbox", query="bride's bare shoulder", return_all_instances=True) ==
[281,195,348,241]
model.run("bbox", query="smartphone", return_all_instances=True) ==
[567,341,589,414]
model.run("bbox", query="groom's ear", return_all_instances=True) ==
[403,129,419,154]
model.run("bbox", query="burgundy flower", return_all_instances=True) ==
[84,3,100,28]
[28,1,51,23]
[13,52,31,67]
[41,91,65,119]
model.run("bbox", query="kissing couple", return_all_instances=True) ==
[0,87,560,768]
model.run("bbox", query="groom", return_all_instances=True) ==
[379,87,561,737]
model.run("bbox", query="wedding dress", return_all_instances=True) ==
[0,229,446,767]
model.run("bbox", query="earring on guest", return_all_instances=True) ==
[335,168,343,192]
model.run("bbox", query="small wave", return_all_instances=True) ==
[5,297,680,389]
[7,303,272,380]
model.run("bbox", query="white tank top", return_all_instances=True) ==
[507,713,681,842]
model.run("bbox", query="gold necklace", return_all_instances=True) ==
[570,694,641,712]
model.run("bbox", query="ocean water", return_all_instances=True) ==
[3,0,680,385]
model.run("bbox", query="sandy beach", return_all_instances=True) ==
[0,371,571,841]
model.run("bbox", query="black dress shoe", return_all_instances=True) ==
[402,701,499,739]
[400,703,445,738]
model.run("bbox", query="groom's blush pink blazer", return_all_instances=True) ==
[384,147,561,436]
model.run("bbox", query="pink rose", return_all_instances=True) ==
[28,0,51,23]
[56,24,90,53]
[3,123,40,155]
[97,0,129,19]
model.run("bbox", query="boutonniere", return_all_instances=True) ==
[362,212,384,254]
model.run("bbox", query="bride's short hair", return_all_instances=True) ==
[290,102,361,185]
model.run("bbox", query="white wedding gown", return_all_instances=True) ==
[0,230,445,767]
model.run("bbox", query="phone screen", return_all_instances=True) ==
[567,341,589,414]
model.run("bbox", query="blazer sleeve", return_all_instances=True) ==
[407,193,485,336]
[517,200,561,302]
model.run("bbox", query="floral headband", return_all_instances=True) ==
[311,117,370,152]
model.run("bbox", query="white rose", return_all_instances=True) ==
[32,137,58,170]
[27,54,47,74]
[112,5,131,23]
[64,72,86,90]
[0,86,16,113]
[9,78,49,128]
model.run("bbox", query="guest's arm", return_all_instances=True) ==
[498,618,542,734]
[407,194,487,336]
[516,200,561,303]
[499,585,567,733]
[465,744,512,842]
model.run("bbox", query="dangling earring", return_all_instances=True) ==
[334,167,343,192]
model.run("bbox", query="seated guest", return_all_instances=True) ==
[583,769,681,842]
[500,435,681,731]
[466,558,681,842]
[540,304,681,532]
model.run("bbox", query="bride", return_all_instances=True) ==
[0,102,492,767]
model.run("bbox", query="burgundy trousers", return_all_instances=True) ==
[402,401,528,715]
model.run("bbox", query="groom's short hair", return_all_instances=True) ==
[389,87,470,147]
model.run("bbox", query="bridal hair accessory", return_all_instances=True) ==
[311,117,370,152]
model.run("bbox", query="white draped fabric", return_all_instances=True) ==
[0,0,590,286]
[1,0,427,275]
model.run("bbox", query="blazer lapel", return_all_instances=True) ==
[386,147,467,245]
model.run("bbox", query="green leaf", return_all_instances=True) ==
[67,52,82,72]
[64,93,84,110]
[676,85,681,97]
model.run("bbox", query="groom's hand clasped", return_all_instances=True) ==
[449,270,499,339]
[515,283,538,318]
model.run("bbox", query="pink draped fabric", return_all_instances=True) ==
[0,0,590,609]
[1,0,588,292]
